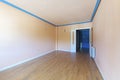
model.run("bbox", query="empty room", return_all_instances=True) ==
[0,0,120,80]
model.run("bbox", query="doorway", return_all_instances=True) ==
[71,27,92,56]
[76,29,90,53]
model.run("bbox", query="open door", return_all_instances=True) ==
[90,28,95,58]
[71,30,76,53]
[71,28,93,57]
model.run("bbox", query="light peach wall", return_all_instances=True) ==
[93,0,120,80]
[0,3,56,69]
[57,23,92,52]
[57,26,71,51]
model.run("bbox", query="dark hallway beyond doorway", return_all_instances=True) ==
[76,29,90,53]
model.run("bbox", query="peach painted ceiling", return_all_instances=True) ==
[1,0,100,26]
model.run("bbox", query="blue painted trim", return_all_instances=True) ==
[91,0,101,21]
[0,0,101,27]
[57,0,101,26]
[1,0,57,26]
[57,21,91,26]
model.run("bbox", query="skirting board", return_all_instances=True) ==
[0,50,55,72]
[94,59,105,80]
[57,49,71,53]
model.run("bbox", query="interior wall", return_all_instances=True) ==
[93,0,120,80]
[57,23,92,52]
[0,3,56,70]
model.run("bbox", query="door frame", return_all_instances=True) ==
[71,27,92,57]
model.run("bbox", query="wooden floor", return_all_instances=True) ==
[0,51,103,80]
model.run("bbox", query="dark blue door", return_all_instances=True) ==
[81,29,89,49]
